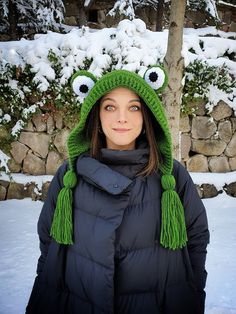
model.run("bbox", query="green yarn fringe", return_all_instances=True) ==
[160,174,188,250]
[50,170,77,245]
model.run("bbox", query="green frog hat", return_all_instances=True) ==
[50,66,188,250]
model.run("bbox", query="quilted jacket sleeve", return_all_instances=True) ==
[36,161,68,274]
[173,161,210,312]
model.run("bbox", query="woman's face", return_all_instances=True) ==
[99,87,143,150]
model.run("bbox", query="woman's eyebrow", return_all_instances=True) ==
[129,99,141,103]
[101,97,141,103]
[101,97,116,103]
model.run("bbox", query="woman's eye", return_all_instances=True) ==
[104,105,115,111]
[130,105,141,111]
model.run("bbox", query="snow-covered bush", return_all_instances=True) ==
[182,59,236,115]
[0,55,78,139]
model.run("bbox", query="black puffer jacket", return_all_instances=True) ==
[26,147,209,314]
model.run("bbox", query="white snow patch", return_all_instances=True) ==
[190,171,236,191]
[0,172,53,191]
[0,150,10,173]
[11,120,25,137]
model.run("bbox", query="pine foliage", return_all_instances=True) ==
[0,0,65,33]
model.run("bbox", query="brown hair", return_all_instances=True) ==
[85,99,161,176]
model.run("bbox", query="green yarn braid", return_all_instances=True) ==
[50,170,77,244]
[160,175,188,249]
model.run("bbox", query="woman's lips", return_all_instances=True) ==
[112,128,131,133]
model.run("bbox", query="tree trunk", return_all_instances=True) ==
[156,0,164,31]
[78,0,88,26]
[8,0,19,40]
[162,0,186,160]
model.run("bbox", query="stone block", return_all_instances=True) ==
[195,185,203,199]
[54,129,70,159]
[188,100,207,116]
[225,133,236,157]
[218,120,232,143]
[181,133,191,160]
[54,112,64,130]
[47,115,55,134]
[64,16,78,26]
[19,132,50,158]
[211,101,232,121]
[7,182,25,199]
[201,184,219,198]
[229,22,236,33]
[230,118,236,133]
[208,156,230,172]
[10,141,29,164]
[180,116,190,132]
[224,182,236,198]
[191,139,227,156]
[23,120,34,131]
[46,151,64,175]
[186,154,209,172]
[23,151,45,175]
[7,159,21,173]
[0,180,10,188]
[191,116,217,139]
[23,182,38,200]
[0,185,7,200]
[229,157,236,171]
[41,181,51,201]
[32,115,47,132]
[98,9,106,24]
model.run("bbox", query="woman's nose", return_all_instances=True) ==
[117,109,127,123]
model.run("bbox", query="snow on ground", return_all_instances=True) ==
[0,190,236,313]
[204,193,236,314]
[0,199,41,314]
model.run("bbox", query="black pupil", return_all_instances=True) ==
[149,72,158,82]
[80,84,89,93]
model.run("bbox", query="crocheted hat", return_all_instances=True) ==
[50,66,187,250]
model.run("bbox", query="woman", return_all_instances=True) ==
[26,66,209,314]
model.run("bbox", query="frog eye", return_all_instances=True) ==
[71,71,97,99]
[144,66,167,91]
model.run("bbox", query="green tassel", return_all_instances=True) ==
[160,174,188,250]
[50,170,77,245]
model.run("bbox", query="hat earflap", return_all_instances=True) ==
[160,174,188,249]
[143,65,168,93]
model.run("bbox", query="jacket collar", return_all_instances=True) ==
[76,155,133,195]
[100,141,149,179]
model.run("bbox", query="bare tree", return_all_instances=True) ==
[8,0,19,39]
[162,0,186,160]
[155,0,164,31]
[78,0,88,26]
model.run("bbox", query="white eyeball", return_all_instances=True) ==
[144,67,166,91]
[72,75,95,99]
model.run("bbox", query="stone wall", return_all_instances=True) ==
[0,99,236,201]
[0,111,74,201]
[6,112,71,176]
[181,100,236,173]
